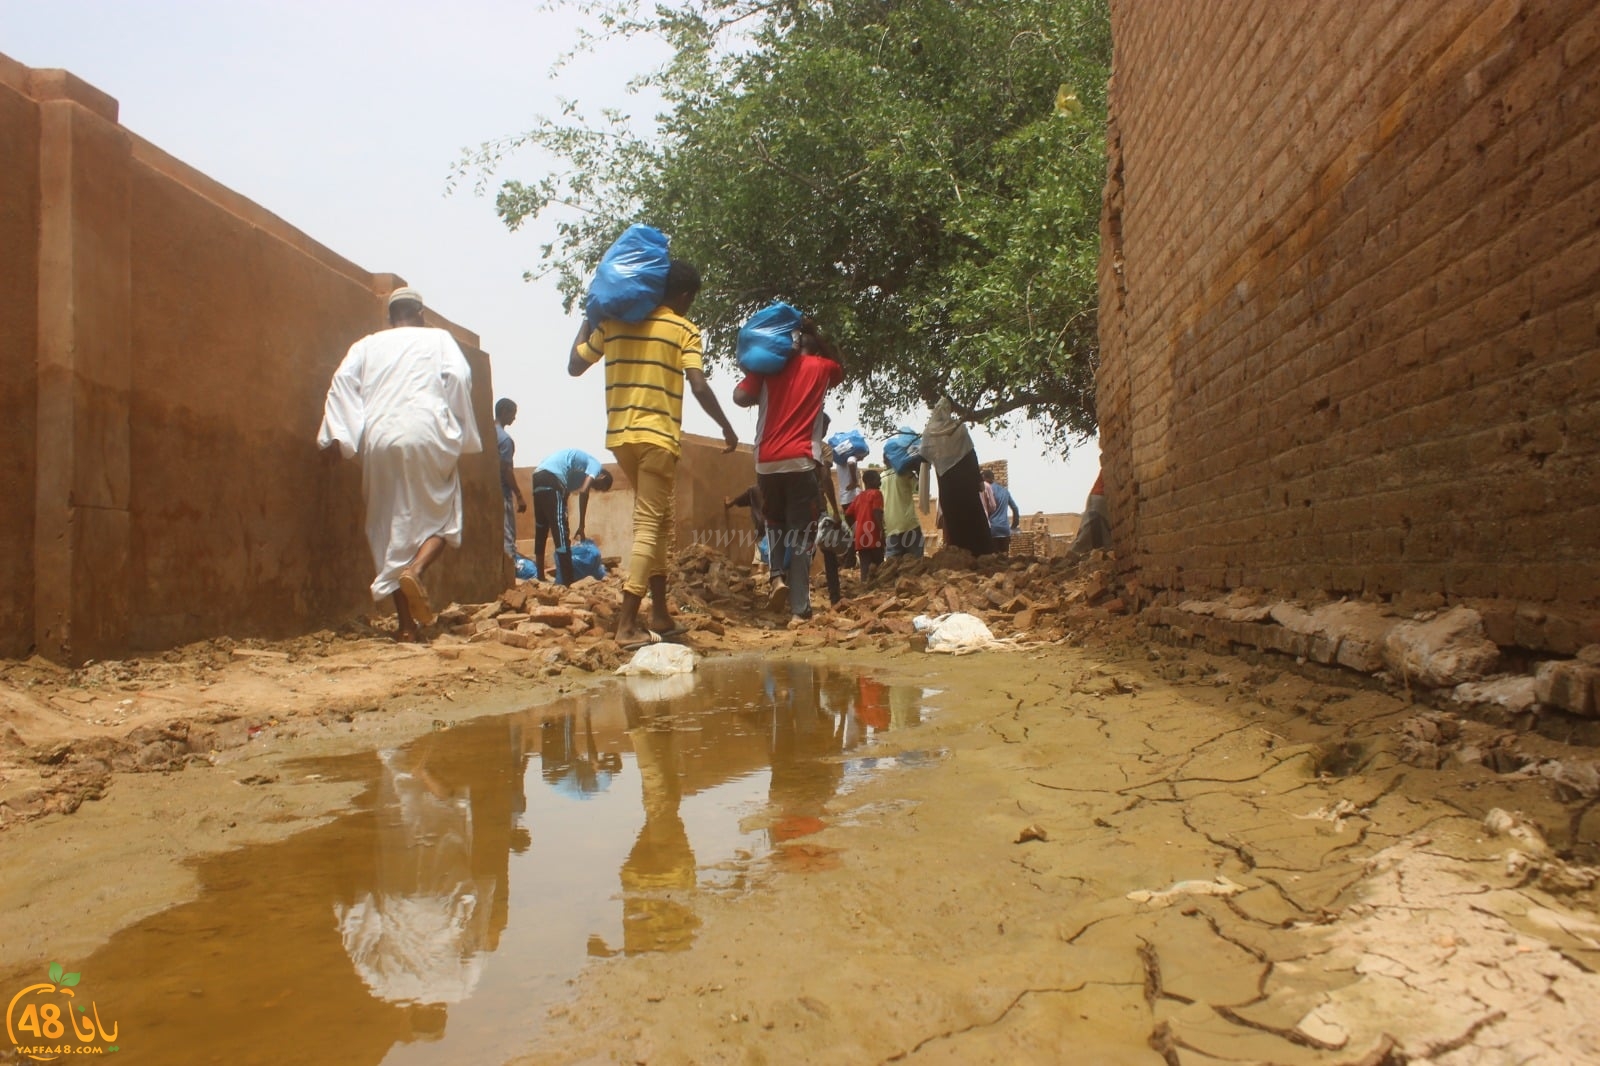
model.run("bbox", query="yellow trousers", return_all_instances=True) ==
[611,442,677,598]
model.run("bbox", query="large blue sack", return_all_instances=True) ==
[585,224,671,325]
[569,538,607,582]
[827,428,869,463]
[736,301,804,375]
[883,428,922,474]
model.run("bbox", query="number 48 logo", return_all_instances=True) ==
[7,963,120,1059]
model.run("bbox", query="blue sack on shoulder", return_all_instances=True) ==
[569,538,607,582]
[736,302,804,375]
[883,427,922,474]
[585,224,671,325]
[827,428,869,463]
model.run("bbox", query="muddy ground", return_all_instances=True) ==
[2,553,1599,1064]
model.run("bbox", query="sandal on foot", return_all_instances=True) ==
[399,571,436,626]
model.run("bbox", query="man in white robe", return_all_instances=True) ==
[318,288,482,641]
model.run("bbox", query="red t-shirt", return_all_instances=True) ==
[846,488,885,549]
[737,353,843,472]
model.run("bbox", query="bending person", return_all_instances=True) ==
[532,448,614,584]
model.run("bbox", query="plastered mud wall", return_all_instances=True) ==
[0,57,40,658]
[1,54,506,663]
[1097,1,1600,641]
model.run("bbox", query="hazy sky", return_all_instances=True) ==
[1,0,1101,513]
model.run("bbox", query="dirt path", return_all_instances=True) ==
[2,556,1598,1064]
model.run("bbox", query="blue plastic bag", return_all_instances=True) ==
[736,301,804,375]
[569,538,607,582]
[514,554,539,581]
[883,427,922,474]
[585,225,671,325]
[827,428,869,463]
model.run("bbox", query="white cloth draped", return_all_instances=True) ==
[318,327,483,600]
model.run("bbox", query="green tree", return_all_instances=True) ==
[458,0,1109,448]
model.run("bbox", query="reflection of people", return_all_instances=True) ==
[539,711,622,800]
[616,688,701,955]
[317,287,483,641]
[334,748,495,1005]
[763,662,845,830]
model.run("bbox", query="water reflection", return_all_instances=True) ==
[334,749,496,1006]
[7,659,931,1065]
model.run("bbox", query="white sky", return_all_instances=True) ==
[1,0,1101,514]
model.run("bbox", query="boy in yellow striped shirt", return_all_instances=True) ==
[568,260,738,648]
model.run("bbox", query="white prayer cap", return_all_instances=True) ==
[387,286,424,309]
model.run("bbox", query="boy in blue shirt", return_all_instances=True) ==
[533,448,614,584]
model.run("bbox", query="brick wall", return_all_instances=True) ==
[1099,0,1600,619]
[1,53,507,662]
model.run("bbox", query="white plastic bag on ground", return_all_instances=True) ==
[912,612,1006,654]
[616,642,698,676]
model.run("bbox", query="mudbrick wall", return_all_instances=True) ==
[1097,1,1600,653]
[0,54,506,663]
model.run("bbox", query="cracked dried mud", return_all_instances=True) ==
[2,602,1598,1065]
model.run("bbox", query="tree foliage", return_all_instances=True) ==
[458,0,1110,448]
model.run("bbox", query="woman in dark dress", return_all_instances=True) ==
[920,399,994,556]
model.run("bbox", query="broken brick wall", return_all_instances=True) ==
[1098,2,1600,640]
[2,53,507,663]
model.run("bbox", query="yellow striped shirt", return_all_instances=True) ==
[576,307,703,456]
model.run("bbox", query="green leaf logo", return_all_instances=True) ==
[48,962,63,983]
[77,1004,87,1013]
[61,972,80,987]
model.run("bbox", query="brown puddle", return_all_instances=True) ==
[2,659,935,1065]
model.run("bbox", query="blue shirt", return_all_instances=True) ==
[987,483,1020,537]
[496,424,515,498]
[537,448,605,494]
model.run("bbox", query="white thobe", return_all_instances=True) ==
[317,326,483,600]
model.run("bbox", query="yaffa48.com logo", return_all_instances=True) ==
[6,962,120,1060]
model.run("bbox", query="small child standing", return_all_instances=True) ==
[846,469,886,584]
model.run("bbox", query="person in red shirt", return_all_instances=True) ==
[845,468,886,583]
[733,318,844,619]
